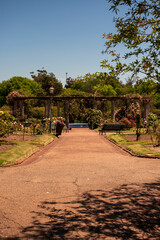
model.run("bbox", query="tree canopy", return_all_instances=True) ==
[0,76,41,107]
[30,69,63,95]
[70,72,124,96]
[101,0,160,82]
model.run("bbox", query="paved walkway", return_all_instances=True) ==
[0,128,160,239]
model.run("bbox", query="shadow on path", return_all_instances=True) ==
[4,181,160,240]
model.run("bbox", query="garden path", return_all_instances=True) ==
[0,128,160,239]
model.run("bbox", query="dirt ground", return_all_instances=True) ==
[0,132,37,153]
[123,134,160,152]
[123,134,151,142]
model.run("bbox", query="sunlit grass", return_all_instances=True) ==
[31,134,56,146]
[0,142,38,165]
[106,133,160,157]
[0,133,57,166]
[126,144,154,156]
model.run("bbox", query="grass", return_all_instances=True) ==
[0,133,57,166]
[126,144,155,156]
[107,134,127,145]
[31,134,57,146]
[106,133,160,157]
[0,142,38,165]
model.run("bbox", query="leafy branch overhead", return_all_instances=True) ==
[101,0,160,81]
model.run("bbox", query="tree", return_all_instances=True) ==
[30,69,63,95]
[0,76,41,107]
[71,72,124,95]
[94,84,117,96]
[65,77,76,88]
[101,0,160,82]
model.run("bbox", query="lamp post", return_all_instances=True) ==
[49,86,54,133]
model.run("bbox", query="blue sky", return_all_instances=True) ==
[0,0,118,85]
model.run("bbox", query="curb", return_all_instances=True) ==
[105,137,160,159]
[0,137,59,168]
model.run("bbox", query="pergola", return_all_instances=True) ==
[13,95,150,126]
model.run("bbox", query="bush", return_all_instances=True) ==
[118,117,132,129]
[86,109,103,129]
[0,111,15,138]
[147,120,160,146]
[147,113,158,127]
[29,107,45,119]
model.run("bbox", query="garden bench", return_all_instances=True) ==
[99,123,125,135]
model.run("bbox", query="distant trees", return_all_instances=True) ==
[30,69,63,95]
[70,72,125,96]
[65,77,76,89]
[0,76,41,107]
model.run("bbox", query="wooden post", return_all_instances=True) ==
[57,101,60,117]
[20,100,25,120]
[45,100,50,118]
[143,98,150,120]
[111,100,115,121]
[101,100,105,116]
[94,98,97,110]
[13,100,18,117]
[64,101,70,127]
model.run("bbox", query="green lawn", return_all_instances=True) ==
[0,134,57,166]
[106,133,160,157]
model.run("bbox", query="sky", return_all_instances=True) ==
[0,0,118,85]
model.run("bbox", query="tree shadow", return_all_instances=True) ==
[4,181,160,239]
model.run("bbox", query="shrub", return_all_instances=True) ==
[147,120,160,146]
[29,107,45,119]
[86,109,103,129]
[0,111,15,138]
[118,117,132,129]
[147,113,158,127]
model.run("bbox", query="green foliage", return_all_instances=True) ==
[62,88,86,97]
[71,72,123,96]
[134,79,157,95]
[0,111,15,138]
[30,69,63,95]
[86,108,103,129]
[65,77,76,88]
[146,113,160,146]
[147,113,158,127]
[101,0,160,81]
[28,107,45,119]
[118,117,132,129]
[147,119,160,146]
[0,76,41,107]
[94,84,116,96]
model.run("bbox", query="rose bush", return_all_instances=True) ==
[0,111,15,138]
[86,109,103,129]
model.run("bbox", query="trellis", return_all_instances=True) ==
[13,95,150,126]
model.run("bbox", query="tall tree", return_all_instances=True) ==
[30,69,63,95]
[71,72,124,96]
[0,76,41,107]
[65,77,76,88]
[101,0,160,82]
